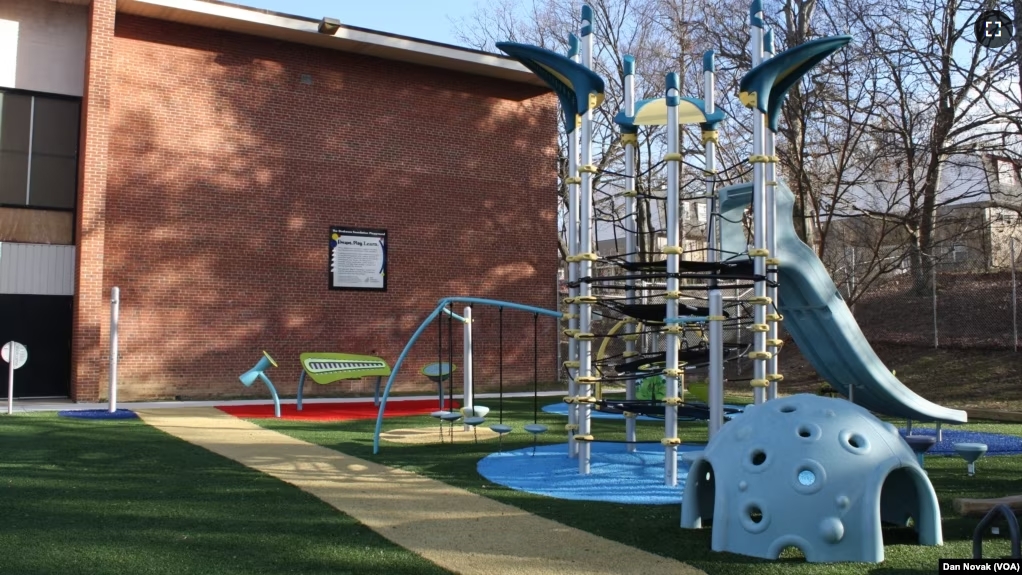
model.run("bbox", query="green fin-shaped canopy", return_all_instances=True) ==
[614,97,725,129]
[739,35,852,132]
[497,42,606,134]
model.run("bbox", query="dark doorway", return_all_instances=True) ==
[0,294,72,398]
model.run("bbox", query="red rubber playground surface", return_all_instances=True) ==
[216,399,457,421]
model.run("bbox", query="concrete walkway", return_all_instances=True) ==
[136,407,705,575]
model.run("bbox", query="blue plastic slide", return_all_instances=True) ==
[718,182,967,424]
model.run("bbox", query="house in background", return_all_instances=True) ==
[821,153,1022,287]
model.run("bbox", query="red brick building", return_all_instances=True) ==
[0,0,559,402]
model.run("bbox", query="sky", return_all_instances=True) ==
[228,0,481,47]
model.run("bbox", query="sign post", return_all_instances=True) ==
[2,341,28,415]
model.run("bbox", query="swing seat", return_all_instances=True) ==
[524,424,548,435]
[431,410,457,418]
[439,412,463,422]
[490,424,513,434]
[461,406,490,418]
[463,417,486,426]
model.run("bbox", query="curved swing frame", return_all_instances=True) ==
[372,297,562,454]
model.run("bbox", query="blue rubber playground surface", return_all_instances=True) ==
[478,442,703,505]
[898,427,1022,456]
[541,401,746,422]
[477,430,1022,505]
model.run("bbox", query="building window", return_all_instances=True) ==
[0,90,80,211]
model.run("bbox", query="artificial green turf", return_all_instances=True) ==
[0,413,452,575]
[255,398,1022,575]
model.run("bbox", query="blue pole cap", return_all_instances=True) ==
[703,50,715,73]
[568,33,580,58]
[750,0,764,28]
[623,54,635,75]
[764,29,775,54]
[666,72,680,105]
[581,5,593,36]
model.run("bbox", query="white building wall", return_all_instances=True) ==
[0,0,88,97]
[0,242,76,295]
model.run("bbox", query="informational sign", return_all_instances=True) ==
[330,227,387,291]
[1,341,27,370]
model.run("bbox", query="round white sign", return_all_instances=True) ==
[1,341,28,370]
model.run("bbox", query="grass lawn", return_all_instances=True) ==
[4,397,1020,575]
[0,413,452,575]
[255,397,1022,575]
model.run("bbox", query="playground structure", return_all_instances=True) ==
[364,0,980,562]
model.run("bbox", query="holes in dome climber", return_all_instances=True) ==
[839,430,871,454]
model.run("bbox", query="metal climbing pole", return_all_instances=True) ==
[663,72,683,486]
[621,54,639,452]
[747,0,770,405]
[763,29,783,402]
[565,33,581,459]
[703,51,724,438]
[576,4,597,475]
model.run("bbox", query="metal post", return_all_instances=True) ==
[664,72,682,487]
[109,286,120,413]
[761,29,781,403]
[749,2,768,405]
[1012,237,1017,352]
[566,33,581,459]
[462,306,473,430]
[704,50,724,438]
[622,54,638,452]
[6,346,13,415]
[933,259,939,348]
[577,5,596,475]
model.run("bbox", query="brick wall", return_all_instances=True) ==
[71,0,116,402]
[83,15,559,401]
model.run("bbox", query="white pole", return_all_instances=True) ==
[1012,237,1017,352]
[749,3,768,405]
[932,260,938,348]
[578,4,595,476]
[622,54,638,452]
[566,33,581,459]
[6,345,13,415]
[704,50,724,439]
[763,29,781,403]
[109,286,120,413]
[664,72,681,487]
[463,306,473,430]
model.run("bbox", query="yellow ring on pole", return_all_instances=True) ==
[579,165,599,173]
[576,296,598,304]
[661,437,682,446]
[749,248,770,257]
[575,435,595,442]
[701,130,719,144]
[664,152,683,162]
[575,332,596,341]
[563,396,576,404]
[766,339,784,348]
[621,334,640,342]
[623,189,638,197]
[703,169,718,176]
[622,350,638,358]
[766,313,783,322]
[565,423,578,431]
[750,379,770,388]
[563,360,580,368]
[767,373,784,381]
[664,291,682,299]
[749,155,771,163]
[623,411,637,418]
[664,368,685,378]
[564,176,581,185]
[748,296,772,305]
[766,258,781,266]
[708,315,727,321]
[749,324,769,332]
[561,312,577,320]
[664,325,684,334]
[621,133,638,145]
[562,329,579,337]
[748,351,773,360]
[576,376,600,385]
[662,245,684,255]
